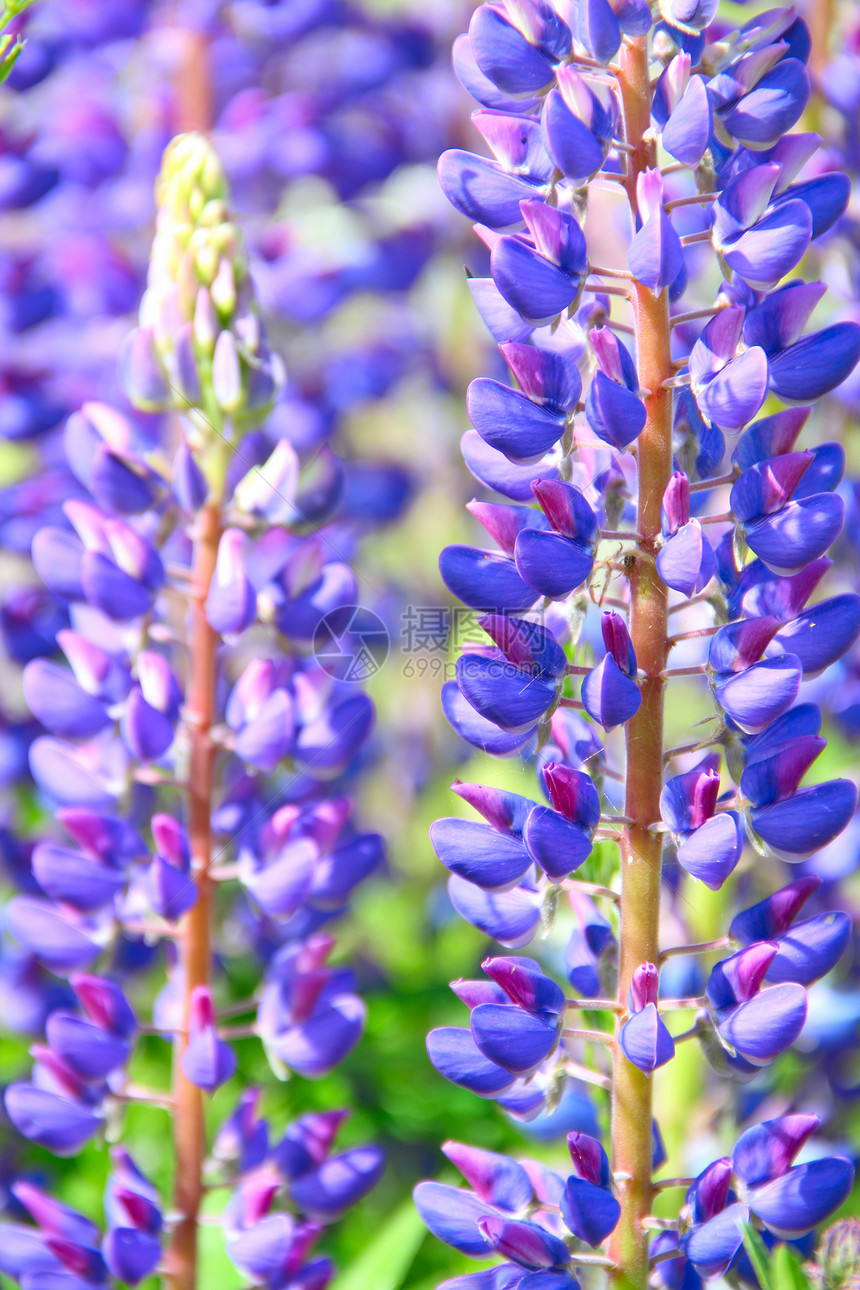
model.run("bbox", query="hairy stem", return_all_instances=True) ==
[168,502,221,1290]
[607,33,674,1290]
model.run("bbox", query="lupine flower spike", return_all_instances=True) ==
[421,1,858,1287]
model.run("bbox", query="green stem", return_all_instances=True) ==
[607,33,674,1290]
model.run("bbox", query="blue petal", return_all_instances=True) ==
[721,59,809,148]
[469,6,556,95]
[413,1180,500,1257]
[792,441,845,499]
[461,429,559,501]
[46,1012,128,1080]
[749,1158,854,1239]
[514,529,593,597]
[31,527,84,601]
[430,817,533,892]
[747,492,845,575]
[482,955,565,1014]
[31,843,125,912]
[491,238,584,325]
[743,282,825,357]
[427,1027,514,1096]
[752,780,857,857]
[695,347,769,430]
[468,278,534,344]
[4,1083,100,1156]
[581,654,642,729]
[523,805,592,881]
[719,983,807,1065]
[662,75,711,165]
[103,1229,161,1286]
[442,679,536,756]
[560,1175,620,1247]
[767,913,852,987]
[578,0,621,62]
[6,896,100,972]
[628,208,684,294]
[453,33,540,113]
[443,1141,534,1212]
[656,521,714,597]
[780,172,851,240]
[439,150,543,229]
[468,378,567,461]
[449,874,541,948]
[722,200,812,292]
[471,1003,560,1075]
[441,545,540,613]
[732,1114,819,1187]
[80,551,153,621]
[683,1203,748,1280]
[439,1269,521,1290]
[729,876,820,945]
[22,661,109,740]
[774,594,860,676]
[714,655,801,733]
[290,1145,385,1219]
[585,372,646,448]
[457,654,557,732]
[739,735,825,806]
[479,1215,571,1269]
[542,89,605,183]
[619,1003,675,1073]
[768,322,860,401]
[676,813,743,891]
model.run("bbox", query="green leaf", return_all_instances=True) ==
[0,37,24,85]
[772,1243,813,1290]
[330,1196,428,1290]
[742,1223,773,1290]
[0,0,34,23]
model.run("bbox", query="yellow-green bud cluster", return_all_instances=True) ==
[122,132,283,439]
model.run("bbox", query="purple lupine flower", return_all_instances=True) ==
[660,755,743,889]
[657,471,715,597]
[0,64,406,1274]
[456,614,566,734]
[581,612,641,729]
[729,877,851,987]
[180,986,236,1095]
[706,942,807,1068]
[560,1132,620,1246]
[102,1149,161,1286]
[468,957,566,1078]
[688,308,769,432]
[257,935,366,1078]
[524,762,600,881]
[619,964,675,1074]
[680,1116,854,1278]
[425,8,859,1286]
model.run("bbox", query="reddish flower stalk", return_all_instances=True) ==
[169,501,220,1290]
[606,35,674,1290]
